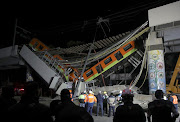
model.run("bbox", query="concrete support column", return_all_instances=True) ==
[147,32,166,94]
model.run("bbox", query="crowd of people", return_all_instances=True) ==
[0,81,180,122]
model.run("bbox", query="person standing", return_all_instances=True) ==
[113,88,146,122]
[0,85,17,121]
[54,89,93,122]
[103,91,108,115]
[107,92,116,117]
[116,90,123,105]
[147,89,179,122]
[83,90,88,110]
[87,90,97,116]
[8,81,53,122]
[96,91,104,116]
[69,89,73,102]
[78,92,86,108]
[170,93,179,112]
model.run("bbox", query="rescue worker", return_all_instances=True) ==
[170,93,179,112]
[87,90,97,116]
[69,90,73,101]
[147,89,179,122]
[116,90,122,105]
[96,91,104,116]
[107,92,116,117]
[103,91,108,115]
[113,88,146,122]
[83,90,88,110]
[78,92,86,108]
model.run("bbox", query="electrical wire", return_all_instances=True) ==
[61,25,149,65]
[29,0,166,34]
[129,28,151,89]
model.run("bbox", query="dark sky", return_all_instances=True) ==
[2,0,178,48]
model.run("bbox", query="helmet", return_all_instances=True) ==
[119,90,122,94]
[104,91,107,94]
[122,88,134,97]
[83,90,87,94]
[89,91,93,94]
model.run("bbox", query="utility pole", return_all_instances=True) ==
[11,18,17,56]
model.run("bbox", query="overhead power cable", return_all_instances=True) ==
[61,21,149,66]
[25,0,168,36]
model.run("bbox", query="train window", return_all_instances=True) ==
[114,51,123,61]
[33,42,39,48]
[39,45,44,50]
[86,70,93,77]
[66,67,73,75]
[96,64,103,74]
[74,71,78,77]
[104,57,112,65]
[123,44,132,51]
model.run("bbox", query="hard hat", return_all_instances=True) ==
[119,90,122,94]
[89,91,93,94]
[122,88,134,97]
[99,91,101,94]
[83,90,87,94]
[104,91,107,94]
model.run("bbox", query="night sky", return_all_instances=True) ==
[2,0,178,48]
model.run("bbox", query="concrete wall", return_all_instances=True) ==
[148,1,180,27]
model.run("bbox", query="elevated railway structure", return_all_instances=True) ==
[18,21,149,95]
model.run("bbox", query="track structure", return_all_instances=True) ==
[20,21,150,95]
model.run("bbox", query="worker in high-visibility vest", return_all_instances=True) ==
[69,90,73,101]
[87,90,97,116]
[170,93,178,112]
[78,92,86,108]
[83,91,88,109]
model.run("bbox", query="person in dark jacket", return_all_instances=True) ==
[50,99,62,121]
[8,81,53,122]
[113,88,146,122]
[54,89,94,122]
[147,89,179,122]
[0,85,17,121]
[103,91,108,115]
[96,91,104,116]
[107,92,116,117]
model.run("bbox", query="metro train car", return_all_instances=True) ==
[29,38,49,51]
[83,40,136,82]
[28,38,80,83]
[29,38,137,85]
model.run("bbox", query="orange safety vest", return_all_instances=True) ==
[172,95,178,104]
[87,94,97,103]
[84,94,88,103]
[69,90,73,101]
